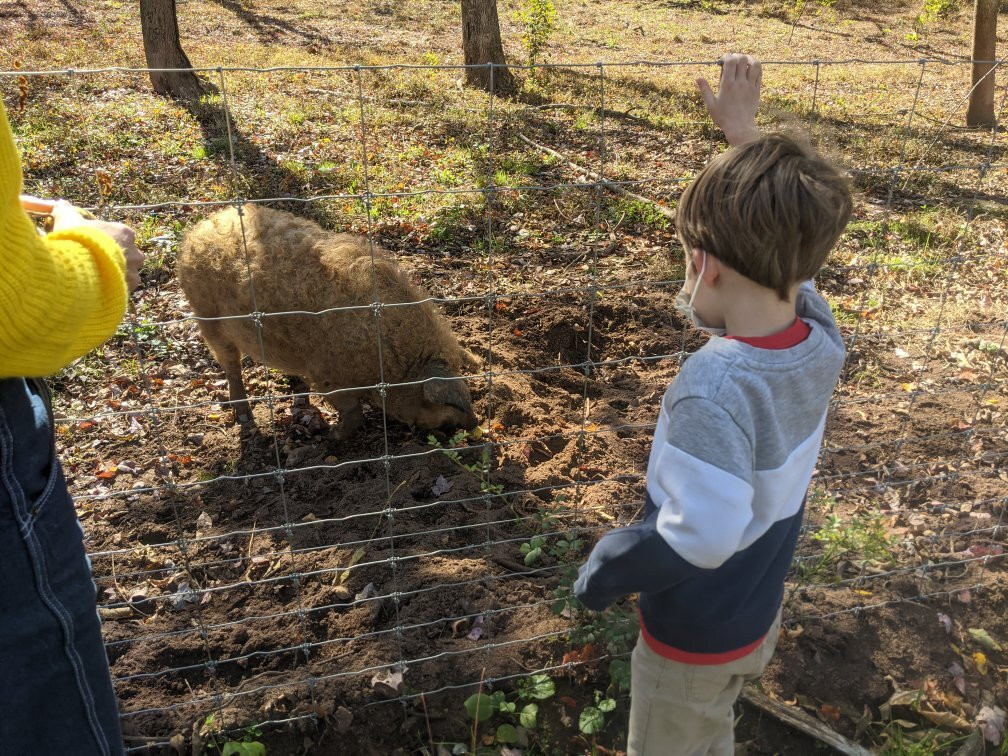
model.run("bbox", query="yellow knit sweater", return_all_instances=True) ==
[0,100,127,378]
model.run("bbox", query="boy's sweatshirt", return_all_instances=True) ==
[574,282,844,662]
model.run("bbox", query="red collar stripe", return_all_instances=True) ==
[726,317,811,350]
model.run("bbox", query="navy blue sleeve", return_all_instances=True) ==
[572,508,704,611]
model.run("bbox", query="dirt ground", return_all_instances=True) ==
[4,0,1008,753]
[57,240,1008,754]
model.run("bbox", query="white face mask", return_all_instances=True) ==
[674,252,726,337]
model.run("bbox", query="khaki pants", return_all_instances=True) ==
[627,609,782,756]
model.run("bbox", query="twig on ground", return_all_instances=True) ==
[533,103,646,124]
[740,688,873,756]
[517,133,676,221]
[491,554,535,574]
[420,692,435,756]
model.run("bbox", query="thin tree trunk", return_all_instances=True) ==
[140,0,204,100]
[461,0,515,94]
[967,0,998,127]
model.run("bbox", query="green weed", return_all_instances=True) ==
[516,0,558,66]
[798,490,897,583]
[610,198,673,231]
[200,715,266,755]
[917,0,960,26]
[428,430,505,500]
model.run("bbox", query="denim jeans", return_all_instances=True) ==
[0,378,123,755]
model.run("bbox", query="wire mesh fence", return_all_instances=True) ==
[4,56,1007,750]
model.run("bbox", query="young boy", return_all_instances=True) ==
[573,55,853,755]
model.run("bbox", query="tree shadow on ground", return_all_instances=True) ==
[178,76,335,224]
[205,0,340,50]
[509,65,1004,214]
[5,0,89,26]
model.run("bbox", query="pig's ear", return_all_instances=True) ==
[458,348,483,373]
[421,359,471,411]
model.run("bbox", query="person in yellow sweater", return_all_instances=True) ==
[1,98,143,755]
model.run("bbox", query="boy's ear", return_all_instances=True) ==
[690,248,705,274]
[692,248,722,287]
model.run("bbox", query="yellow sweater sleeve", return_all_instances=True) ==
[0,100,128,378]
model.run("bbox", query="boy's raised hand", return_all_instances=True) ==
[697,53,762,146]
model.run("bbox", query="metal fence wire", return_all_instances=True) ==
[3,58,1007,750]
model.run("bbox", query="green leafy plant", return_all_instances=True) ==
[550,564,581,617]
[578,690,617,735]
[461,673,555,751]
[781,0,837,22]
[516,0,557,66]
[517,673,556,701]
[428,430,504,499]
[812,512,895,564]
[520,534,547,565]
[797,498,897,584]
[917,0,959,25]
[221,743,266,756]
[549,533,584,560]
[519,532,583,566]
[551,567,637,655]
[464,689,506,723]
[608,658,631,695]
[200,716,266,755]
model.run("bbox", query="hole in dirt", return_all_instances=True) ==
[542,320,601,365]
[138,527,173,546]
[527,436,569,464]
[410,484,435,501]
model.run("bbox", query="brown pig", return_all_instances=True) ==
[177,204,479,438]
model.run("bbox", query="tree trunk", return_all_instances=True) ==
[140,0,204,100]
[967,0,998,127]
[461,0,515,94]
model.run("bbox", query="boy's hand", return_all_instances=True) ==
[49,200,145,292]
[573,562,612,612]
[697,53,762,146]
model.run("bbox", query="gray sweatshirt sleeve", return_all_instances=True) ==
[573,396,755,611]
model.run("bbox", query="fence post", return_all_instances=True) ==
[967,0,998,127]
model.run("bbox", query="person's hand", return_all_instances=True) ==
[48,200,145,293]
[697,53,762,146]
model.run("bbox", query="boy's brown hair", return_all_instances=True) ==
[676,133,853,300]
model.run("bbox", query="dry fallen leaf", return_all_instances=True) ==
[976,705,1006,745]
[966,544,1005,558]
[819,703,842,724]
[333,705,353,732]
[968,628,1002,652]
[354,582,376,602]
[467,613,485,641]
[370,666,405,698]
[783,624,804,640]
[919,707,970,732]
[948,662,967,695]
[431,475,454,496]
[937,612,953,634]
[195,511,213,536]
